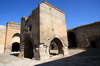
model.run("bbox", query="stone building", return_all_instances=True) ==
[21,1,69,60]
[3,22,20,54]
[68,21,100,48]
[0,22,20,54]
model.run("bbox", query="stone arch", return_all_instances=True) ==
[88,36,99,48]
[68,31,77,48]
[12,33,20,38]
[49,38,63,56]
[11,33,20,52]
[24,38,34,59]
[48,36,64,57]
[47,35,65,47]
[12,33,20,43]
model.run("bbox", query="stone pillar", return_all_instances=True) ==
[34,47,40,60]
[62,46,69,56]
[39,44,50,60]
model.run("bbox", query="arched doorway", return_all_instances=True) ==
[68,32,77,48]
[12,33,20,52]
[24,39,34,59]
[91,41,96,48]
[12,42,20,52]
[49,38,63,56]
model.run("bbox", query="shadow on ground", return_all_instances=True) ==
[10,53,19,57]
[36,49,100,66]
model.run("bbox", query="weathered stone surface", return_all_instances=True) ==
[68,21,100,48]
[21,1,68,60]
[0,22,21,54]
[0,25,6,53]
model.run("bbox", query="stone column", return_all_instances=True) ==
[39,44,50,60]
[62,46,69,56]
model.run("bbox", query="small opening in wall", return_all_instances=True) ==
[12,42,20,52]
[29,25,32,31]
[91,41,96,48]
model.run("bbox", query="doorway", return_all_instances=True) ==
[91,41,96,48]
[68,32,77,48]
[49,38,63,56]
[12,42,20,52]
[24,39,34,59]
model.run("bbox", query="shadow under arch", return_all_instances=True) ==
[24,38,34,59]
[11,42,20,52]
[12,33,20,38]
[68,31,77,48]
[49,37,63,56]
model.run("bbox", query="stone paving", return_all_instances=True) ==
[0,49,100,66]
[0,54,42,66]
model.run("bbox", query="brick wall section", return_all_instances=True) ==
[5,22,20,53]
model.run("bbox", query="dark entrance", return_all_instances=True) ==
[24,39,34,59]
[91,41,96,48]
[12,42,20,52]
[68,32,77,48]
[49,38,63,56]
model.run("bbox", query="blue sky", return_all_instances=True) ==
[0,0,100,29]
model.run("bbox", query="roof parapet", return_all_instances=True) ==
[40,1,65,14]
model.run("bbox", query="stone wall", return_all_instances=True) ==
[5,22,20,54]
[68,21,100,48]
[0,22,20,54]
[0,25,6,53]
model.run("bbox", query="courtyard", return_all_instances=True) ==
[0,48,100,66]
